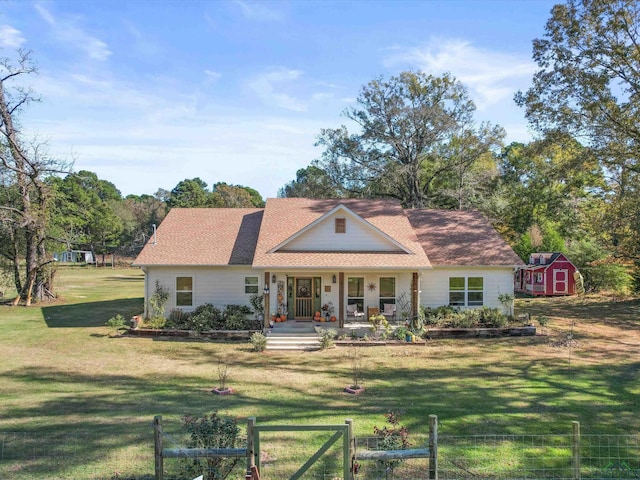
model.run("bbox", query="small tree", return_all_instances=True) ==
[373,411,410,479]
[216,355,232,391]
[147,280,169,320]
[369,313,390,340]
[497,292,515,319]
[249,293,264,319]
[181,412,244,480]
[347,347,362,389]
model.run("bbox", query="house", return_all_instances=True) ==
[132,198,524,327]
[514,252,579,296]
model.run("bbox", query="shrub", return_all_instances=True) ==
[479,307,507,327]
[223,305,253,330]
[373,412,410,477]
[146,316,166,329]
[147,280,169,320]
[189,303,223,332]
[318,328,337,349]
[249,332,267,352]
[166,308,191,329]
[393,326,409,341]
[180,412,244,480]
[369,313,390,339]
[105,314,127,334]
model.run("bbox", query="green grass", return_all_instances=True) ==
[0,267,639,478]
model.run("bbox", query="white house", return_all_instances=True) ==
[132,198,524,327]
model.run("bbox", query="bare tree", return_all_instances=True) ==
[0,50,70,305]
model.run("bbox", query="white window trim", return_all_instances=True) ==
[244,276,259,295]
[449,276,484,307]
[379,276,397,308]
[176,275,194,308]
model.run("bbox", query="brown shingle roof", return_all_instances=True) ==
[406,209,524,266]
[132,200,523,269]
[132,208,263,266]
[252,198,432,269]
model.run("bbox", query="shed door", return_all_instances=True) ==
[554,269,568,294]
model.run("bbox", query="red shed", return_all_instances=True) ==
[515,252,579,296]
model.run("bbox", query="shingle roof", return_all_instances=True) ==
[132,208,263,266]
[132,200,523,269]
[406,209,525,267]
[251,198,432,269]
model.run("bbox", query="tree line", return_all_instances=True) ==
[1,0,638,303]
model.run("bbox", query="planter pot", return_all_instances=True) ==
[344,385,365,395]
[212,387,234,395]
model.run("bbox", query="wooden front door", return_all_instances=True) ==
[294,277,320,320]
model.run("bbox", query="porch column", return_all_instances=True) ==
[339,272,345,328]
[412,272,419,320]
[264,271,270,329]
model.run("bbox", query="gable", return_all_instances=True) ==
[253,198,431,269]
[272,205,410,253]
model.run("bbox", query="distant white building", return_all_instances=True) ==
[54,250,95,264]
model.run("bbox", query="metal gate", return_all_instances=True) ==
[251,420,352,480]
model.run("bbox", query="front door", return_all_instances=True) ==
[294,277,321,320]
[554,269,568,294]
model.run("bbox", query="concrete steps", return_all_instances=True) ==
[265,325,321,351]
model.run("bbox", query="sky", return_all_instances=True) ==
[0,0,557,200]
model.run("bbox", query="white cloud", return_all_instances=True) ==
[34,3,111,62]
[384,37,536,111]
[0,25,26,48]
[204,70,222,81]
[248,68,307,112]
[232,0,284,22]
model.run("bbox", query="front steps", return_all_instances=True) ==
[265,324,321,351]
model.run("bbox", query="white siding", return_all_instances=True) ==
[145,266,265,315]
[283,210,400,252]
[419,267,515,311]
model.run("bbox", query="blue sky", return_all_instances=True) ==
[1,0,556,199]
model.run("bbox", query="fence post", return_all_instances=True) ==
[246,417,256,479]
[153,416,163,480]
[572,421,581,480]
[429,414,438,480]
[345,419,354,480]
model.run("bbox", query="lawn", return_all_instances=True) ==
[0,266,638,479]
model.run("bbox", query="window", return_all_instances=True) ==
[449,277,483,307]
[536,272,543,283]
[347,277,364,311]
[379,277,396,309]
[176,276,193,307]
[335,218,346,233]
[245,276,259,294]
[467,277,484,306]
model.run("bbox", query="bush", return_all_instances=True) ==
[180,412,244,480]
[373,412,410,477]
[479,307,507,327]
[318,328,337,349]
[166,308,192,329]
[189,303,223,332]
[223,305,253,330]
[393,326,409,341]
[249,332,267,352]
[106,314,127,334]
[146,316,166,329]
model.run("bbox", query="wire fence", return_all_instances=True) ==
[1,429,639,479]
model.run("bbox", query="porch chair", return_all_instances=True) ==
[346,303,365,321]
[382,303,396,322]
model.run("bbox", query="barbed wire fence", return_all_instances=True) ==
[1,426,639,479]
